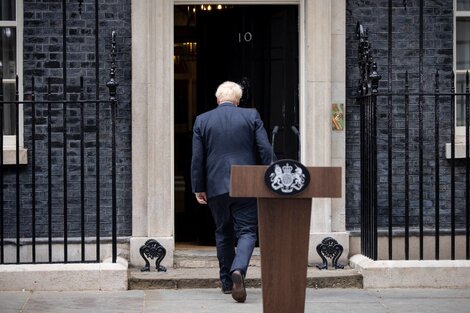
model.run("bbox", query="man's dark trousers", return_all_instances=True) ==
[208,193,257,285]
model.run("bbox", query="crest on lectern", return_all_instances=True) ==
[264,160,310,195]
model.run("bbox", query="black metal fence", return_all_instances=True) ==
[357,23,470,261]
[0,32,118,265]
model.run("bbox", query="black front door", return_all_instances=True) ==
[174,5,299,244]
[197,5,299,159]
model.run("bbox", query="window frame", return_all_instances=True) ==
[1,0,23,148]
[446,0,470,159]
[455,1,470,138]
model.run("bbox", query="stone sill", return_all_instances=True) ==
[2,147,28,165]
[350,254,470,288]
[0,258,128,291]
[445,142,470,159]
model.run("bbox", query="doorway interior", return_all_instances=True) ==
[174,4,299,245]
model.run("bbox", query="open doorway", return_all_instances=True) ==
[174,4,299,245]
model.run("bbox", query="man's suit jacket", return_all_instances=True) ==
[191,102,273,199]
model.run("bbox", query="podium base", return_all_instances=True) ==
[258,198,312,313]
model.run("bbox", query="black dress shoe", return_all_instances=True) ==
[221,283,232,294]
[231,270,246,303]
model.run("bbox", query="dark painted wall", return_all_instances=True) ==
[5,0,460,239]
[2,0,131,239]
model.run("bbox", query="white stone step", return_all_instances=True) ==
[174,247,261,268]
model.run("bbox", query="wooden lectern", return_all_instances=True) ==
[230,165,341,313]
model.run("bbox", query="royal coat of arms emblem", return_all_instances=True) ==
[264,160,310,195]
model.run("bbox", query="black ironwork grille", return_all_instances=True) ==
[357,18,470,261]
[0,0,122,264]
[0,69,118,264]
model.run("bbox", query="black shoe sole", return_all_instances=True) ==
[231,271,246,303]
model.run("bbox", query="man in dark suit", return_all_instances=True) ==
[191,81,274,303]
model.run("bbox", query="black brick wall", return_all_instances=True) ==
[2,0,131,239]
[9,0,460,239]
[346,0,459,231]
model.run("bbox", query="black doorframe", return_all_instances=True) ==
[174,4,300,245]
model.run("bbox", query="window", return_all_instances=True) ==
[1,0,23,148]
[455,0,470,136]
[447,1,470,158]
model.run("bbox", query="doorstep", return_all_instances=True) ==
[128,266,363,290]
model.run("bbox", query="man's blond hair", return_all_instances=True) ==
[215,81,243,104]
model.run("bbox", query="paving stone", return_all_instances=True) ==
[0,291,31,312]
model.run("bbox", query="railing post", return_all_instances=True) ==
[15,75,20,264]
[466,71,470,260]
[418,0,425,262]
[47,78,52,263]
[357,22,381,260]
[387,0,394,260]
[80,76,85,262]
[31,76,36,263]
[434,70,440,260]
[107,30,119,263]
[61,0,69,263]
[370,62,379,260]
[405,71,410,260]
[450,72,456,260]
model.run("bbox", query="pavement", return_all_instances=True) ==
[2,288,470,313]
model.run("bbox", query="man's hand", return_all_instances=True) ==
[195,192,207,204]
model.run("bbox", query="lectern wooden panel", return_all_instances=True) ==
[230,165,341,198]
[230,165,341,313]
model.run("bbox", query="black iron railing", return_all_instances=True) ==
[357,22,470,261]
[0,32,118,265]
[357,22,380,260]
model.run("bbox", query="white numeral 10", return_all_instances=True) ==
[238,32,253,43]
